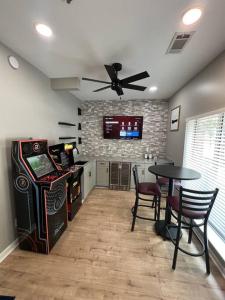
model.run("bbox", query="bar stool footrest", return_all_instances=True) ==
[166,225,205,257]
[131,205,156,221]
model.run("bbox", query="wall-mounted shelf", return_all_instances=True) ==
[59,137,76,140]
[58,122,76,126]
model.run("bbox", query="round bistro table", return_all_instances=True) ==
[148,165,201,240]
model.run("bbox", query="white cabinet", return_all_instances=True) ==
[96,161,109,187]
[130,162,155,188]
[90,160,96,189]
[82,160,96,202]
[80,158,156,196]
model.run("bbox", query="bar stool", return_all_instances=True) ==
[167,186,219,274]
[131,165,161,231]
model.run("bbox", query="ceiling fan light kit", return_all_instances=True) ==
[82,63,150,97]
[149,86,158,92]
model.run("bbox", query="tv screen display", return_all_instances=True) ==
[103,116,143,139]
[27,154,55,178]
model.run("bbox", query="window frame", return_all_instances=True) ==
[183,107,225,275]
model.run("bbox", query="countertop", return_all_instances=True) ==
[74,155,172,165]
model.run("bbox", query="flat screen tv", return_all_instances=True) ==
[103,116,143,140]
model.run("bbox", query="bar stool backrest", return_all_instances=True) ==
[179,187,219,221]
[132,165,139,193]
[154,161,174,180]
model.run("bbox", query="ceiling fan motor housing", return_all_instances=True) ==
[111,80,121,89]
[112,63,122,72]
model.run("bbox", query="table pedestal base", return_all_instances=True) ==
[155,220,182,240]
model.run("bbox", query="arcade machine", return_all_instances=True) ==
[49,142,83,220]
[11,139,70,254]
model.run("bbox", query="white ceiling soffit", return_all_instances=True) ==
[51,77,80,91]
[0,0,225,101]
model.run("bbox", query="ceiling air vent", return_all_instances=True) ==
[166,31,195,54]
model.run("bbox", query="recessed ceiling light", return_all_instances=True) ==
[8,56,19,70]
[182,8,202,25]
[35,23,53,37]
[149,86,158,92]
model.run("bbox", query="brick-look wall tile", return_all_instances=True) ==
[81,99,168,159]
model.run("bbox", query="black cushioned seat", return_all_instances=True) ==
[138,182,161,196]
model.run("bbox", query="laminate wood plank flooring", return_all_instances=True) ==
[0,188,224,299]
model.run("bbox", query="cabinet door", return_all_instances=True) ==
[97,161,109,187]
[90,160,96,189]
[110,162,120,186]
[92,160,96,186]
[88,167,92,193]
[145,163,156,183]
[83,166,90,200]
[82,161,96,201]
[120,162,131,188]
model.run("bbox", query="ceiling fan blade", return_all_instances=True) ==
[121,83,146,91]
[93,85,111,92]
[115,86,124,96]
[104,65,117,82]
[82,77,111,84]
[120,71,150,84]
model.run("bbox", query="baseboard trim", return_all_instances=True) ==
[0,239,19,263]
[210,244,225,279]
[193,227,225,278]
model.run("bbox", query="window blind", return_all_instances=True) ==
[183,111,225,241]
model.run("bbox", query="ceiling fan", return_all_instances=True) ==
[82,63,150,96]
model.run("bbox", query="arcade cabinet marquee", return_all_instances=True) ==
[11,139,70,254]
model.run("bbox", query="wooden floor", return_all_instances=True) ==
[0,189,224,300]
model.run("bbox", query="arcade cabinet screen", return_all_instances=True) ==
[27,154,55,178]
[103,116,143,139]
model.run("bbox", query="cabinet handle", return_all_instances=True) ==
[89,171,91,177]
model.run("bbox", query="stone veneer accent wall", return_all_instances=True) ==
[81,99,169,159]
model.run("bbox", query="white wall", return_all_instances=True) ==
[0,42,81,253]
[166,50,225,165]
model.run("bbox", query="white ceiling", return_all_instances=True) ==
[0,0,225,101]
